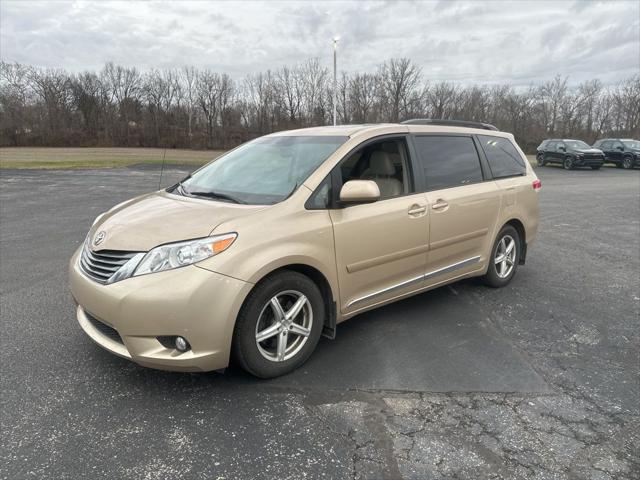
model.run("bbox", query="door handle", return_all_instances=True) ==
[431,199,449,210]
[408,204,427,216]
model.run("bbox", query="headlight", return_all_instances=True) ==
[133,233,237,276]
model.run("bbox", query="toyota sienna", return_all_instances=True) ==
[69,120,540,378]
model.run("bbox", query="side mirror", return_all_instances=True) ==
[559,146,566,151]
[616,145,624,151]
[339,180,380,205]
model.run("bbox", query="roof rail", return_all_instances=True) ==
[401,118,499,131]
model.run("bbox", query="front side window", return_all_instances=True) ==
[478,135,526,178]
[337,138,412,200]
[179,136,347,205]
[413,135,483,190]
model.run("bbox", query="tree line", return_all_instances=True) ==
[1,59,638,153]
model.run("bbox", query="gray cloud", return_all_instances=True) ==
[1,0,638,85]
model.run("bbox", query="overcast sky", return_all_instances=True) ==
[1,0,638,86]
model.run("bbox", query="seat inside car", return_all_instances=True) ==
[362,150,404,198]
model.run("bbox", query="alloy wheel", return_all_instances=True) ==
[255,290,313,362]
[494,234,517,279]
[563,157,573,170]
[623,157,633,169]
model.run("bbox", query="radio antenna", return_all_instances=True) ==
[157,147,167,190]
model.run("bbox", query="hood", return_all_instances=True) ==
[90,191,268,252]
[573,148,603,154]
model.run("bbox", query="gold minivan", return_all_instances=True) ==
[69,120,540,378]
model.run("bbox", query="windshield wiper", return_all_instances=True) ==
[185,189,246,204]
[169,174,192,196]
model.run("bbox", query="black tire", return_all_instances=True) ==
[563,156,574,170]
[482,225,520,288]
[537,155,545,167]
[623,156,634,169]
[591,165,601,170]
[231,270,324,378]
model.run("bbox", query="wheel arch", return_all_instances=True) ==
[503,218,527,265]
[243,263,338,339]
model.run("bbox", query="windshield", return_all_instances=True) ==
[178,135,347,205]
[622,140,640,149]
[565,140,590,149]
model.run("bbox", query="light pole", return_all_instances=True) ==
[333,36,339,126]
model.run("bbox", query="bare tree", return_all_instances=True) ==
[1,60,639,151]
[427,82,458,119]
[181,66,198,145]
[277,66,303,124]
[349,73,378,123]
[378,58,422,122]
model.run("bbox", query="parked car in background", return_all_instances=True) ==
[592,139,640,169]
[69,120,540,378]
[537,139,605,170]
[536,140,550,164]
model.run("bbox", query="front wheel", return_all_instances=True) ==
[623,156,634,169]
[232,271,324,378]
[537,155,545,167]
[483,225,520,288]
[563,157,574,170]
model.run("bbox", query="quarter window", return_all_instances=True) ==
[306,175,331,209]
[413,136,483,190]
[478,135,526,178]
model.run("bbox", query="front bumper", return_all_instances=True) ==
[574,156,604,167]
[69,248,253,372]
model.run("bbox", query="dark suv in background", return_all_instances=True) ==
[537,139,605,170]
[592,139,640,169]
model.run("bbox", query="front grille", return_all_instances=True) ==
[85,311,123,344]
[79,243,141,284]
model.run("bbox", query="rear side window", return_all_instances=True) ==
[478,135,526,178]
[413,135,483,190]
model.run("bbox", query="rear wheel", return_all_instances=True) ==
[483,225,520,288]
[232,271,324,378]
[623,156,634,169]
[563,157,574,170]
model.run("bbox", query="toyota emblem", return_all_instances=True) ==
[93,231,106,246]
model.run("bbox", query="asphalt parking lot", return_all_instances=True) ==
[1,164,638,480]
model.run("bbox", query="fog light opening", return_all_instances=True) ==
[175,336,190,352]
